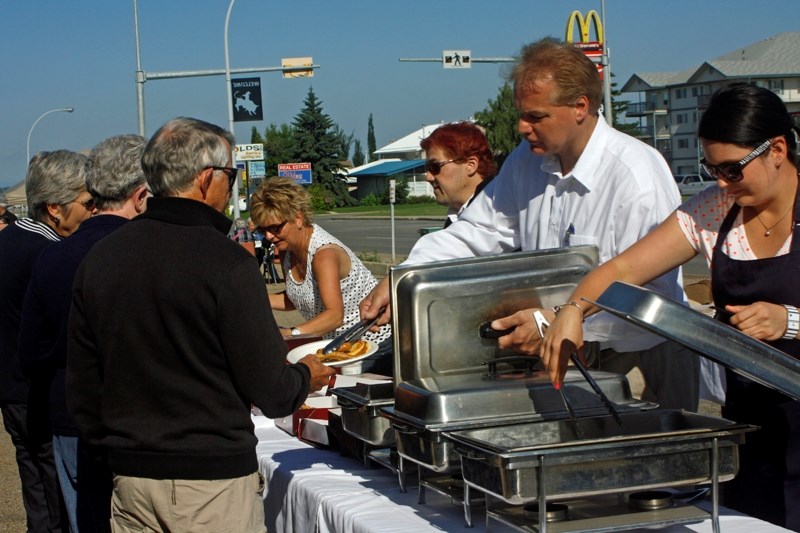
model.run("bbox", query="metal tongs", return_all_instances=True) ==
[533,310,623,429]
[321,315,381,355]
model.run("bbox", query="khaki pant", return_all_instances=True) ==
[111,471,266,533]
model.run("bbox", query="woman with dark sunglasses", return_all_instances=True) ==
[250,177,393,375]
[540,82,800,529]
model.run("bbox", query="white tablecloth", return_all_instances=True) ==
[254,415,791,533]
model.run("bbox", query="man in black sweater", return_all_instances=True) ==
[66,117,334,532]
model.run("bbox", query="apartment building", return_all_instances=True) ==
[622,32,800,176]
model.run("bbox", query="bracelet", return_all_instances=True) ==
[553,301,585,322]
[782,304,799,340]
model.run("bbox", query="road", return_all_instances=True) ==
[314,214,711,281]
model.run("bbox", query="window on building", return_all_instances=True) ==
[692,87,699,97]
[678,138,689,149]
[769,79,785,95]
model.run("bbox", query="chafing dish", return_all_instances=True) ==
[447,410,753,505]
[382,362,650,473]
[333,249,601,478]
[332,382,395,447]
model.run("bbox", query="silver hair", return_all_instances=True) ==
[85,134,148,211]
[142,117,235,197]
[26,150,88,222]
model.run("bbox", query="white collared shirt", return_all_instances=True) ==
[405,118,685,351]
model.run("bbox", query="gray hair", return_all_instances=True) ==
[142,117,235,196]
[85,134,147,211]
[26,150,88,222]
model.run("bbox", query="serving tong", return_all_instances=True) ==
[532,311,623,435]
[321,315,380,355]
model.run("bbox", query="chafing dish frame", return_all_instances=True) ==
[446,410,756,533]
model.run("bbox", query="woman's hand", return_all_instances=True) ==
[539,305,585,388]
[726,302,791,341]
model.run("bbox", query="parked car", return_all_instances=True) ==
[674,173,715,196]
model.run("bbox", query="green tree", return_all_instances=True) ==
[367,113,377,162]
[332,125,355,163]
[252,123,296,176]
[474,83,518,168]
[352,138,365,167]
[609,73,639,136]
[291,87,355,206]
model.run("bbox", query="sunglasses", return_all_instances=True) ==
[206,166,239,191]
[262,220,287,235]
[71,198,95,211]
[699,139,771,183]
[425,158,463,176]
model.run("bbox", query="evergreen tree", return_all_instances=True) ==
[474,83,518,168]
[332,125,355,163]
[291,87,355,207]
[252,124,296,177]
[352,138,365,167]
[367,113,377,162]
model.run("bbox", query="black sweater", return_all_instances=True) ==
[67,197,310,480]
[0,219,60,405]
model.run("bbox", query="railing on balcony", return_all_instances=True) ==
[626,101,668,116]
[630,125,672,139]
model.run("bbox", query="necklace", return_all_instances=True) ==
[291,227,312,278]
[752,203,793,237]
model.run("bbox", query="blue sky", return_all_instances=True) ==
[1,0,797,187]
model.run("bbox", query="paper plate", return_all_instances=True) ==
[286,339,378,368]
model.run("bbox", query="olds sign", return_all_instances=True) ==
[235,144,264,162]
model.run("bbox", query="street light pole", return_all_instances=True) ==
[224,0,241,220]
[26,107,74,167]
[601,0,612,125]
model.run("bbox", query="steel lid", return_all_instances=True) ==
[390,246,599,384]
[387,365,651,430]
[592,282,800,401]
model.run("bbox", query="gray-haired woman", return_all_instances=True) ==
[0,149,92,532]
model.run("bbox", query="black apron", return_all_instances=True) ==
[711,192,800,530]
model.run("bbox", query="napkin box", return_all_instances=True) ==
[275,395,337,436]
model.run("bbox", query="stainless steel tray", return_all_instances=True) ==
[331,383,396,447]
[382,367,653,473]
[391,368,648,430]
[592,281,800,401]
[446,410,756,504]
[390,246,599,383]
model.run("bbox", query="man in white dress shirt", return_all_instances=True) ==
[361,37,699,411]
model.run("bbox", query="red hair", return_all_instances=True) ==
[420,122,497,178]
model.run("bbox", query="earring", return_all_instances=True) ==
[53,216,61,226]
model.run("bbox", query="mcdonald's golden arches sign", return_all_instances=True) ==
[565,10,605,79]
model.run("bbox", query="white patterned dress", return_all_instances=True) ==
[284,224,392,345]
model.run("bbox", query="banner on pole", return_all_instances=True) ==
[231,77,263,122]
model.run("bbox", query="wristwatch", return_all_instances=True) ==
[290,328,303,337]
[782,305,800,340]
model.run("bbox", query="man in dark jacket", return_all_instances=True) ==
[66,117,334,532]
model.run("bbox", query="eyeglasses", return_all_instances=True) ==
[71,198,95,211]
[699,139,772,183]
[206,166,239,191]
[262,220,287,235]
[425,158,464,176]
